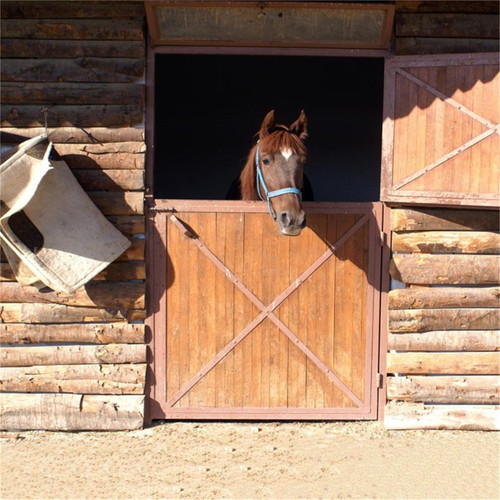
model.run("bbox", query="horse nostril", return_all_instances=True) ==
[280,212,290,226]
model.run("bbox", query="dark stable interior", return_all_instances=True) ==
[154,55,384,201]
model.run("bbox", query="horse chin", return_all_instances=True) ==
[279,226,303,237]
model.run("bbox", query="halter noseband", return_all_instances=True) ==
[255,146,302,221]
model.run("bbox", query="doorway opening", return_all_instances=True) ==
[153,55,384,202]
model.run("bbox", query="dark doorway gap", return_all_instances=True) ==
[154,55,384,202]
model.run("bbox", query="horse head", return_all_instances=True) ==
[241,110,308,236]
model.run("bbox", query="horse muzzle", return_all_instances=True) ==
[278,209,306,236]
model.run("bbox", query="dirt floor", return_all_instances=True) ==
[1,421,499,500]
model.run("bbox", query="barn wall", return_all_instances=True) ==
[0,1,147,430]
[395,1,499,55]
[385,208,500,430]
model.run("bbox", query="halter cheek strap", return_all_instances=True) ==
[255,146,302,221]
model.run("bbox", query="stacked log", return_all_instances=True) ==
[0,1,147,431]
[395,1,499,55]
[385,208,500,430]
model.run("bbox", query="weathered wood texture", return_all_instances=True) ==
[387,352,500,375]
[389,287,500,309]
[394,2,499,54]
[387,375,500,404]
[386,207,500,430]
[0,1,147,431]
[0,394,145,431]
[385,402,500,430]
[391,208,500,232]
[0,363,146,394]
[388,330,500,352]
[0,323,145,345]
[391,254,500,285]
[0,344,146,367]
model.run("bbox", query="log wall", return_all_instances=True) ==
[0,1,147,431]
[395,1,499,55]
[385,207,500,430]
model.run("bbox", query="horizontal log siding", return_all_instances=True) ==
[0,1,147,431]
[394,1,499,55]
[386,207,500,430]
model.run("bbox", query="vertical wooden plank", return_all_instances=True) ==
[186,213,200,407]
[415,67,428,191]
[323,213,338,408]
[482,64,499,194]
[232,213,247,408]
[245,213,263,406]
[423,67,437,191]
[165,214,181,404]
[267,224,290,408]
[351,219,369,403]
[286,224,307,408]
[198,212,218,407]
[394,71,410,185]
[469,65,482,195]
[333,214,362,408]
[214,212,228,407]
[444,64,457,192]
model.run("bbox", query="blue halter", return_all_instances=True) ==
[255,146,302,221]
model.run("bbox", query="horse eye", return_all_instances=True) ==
[262,158,270,165]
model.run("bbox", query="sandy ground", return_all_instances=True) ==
[1,421,499,500]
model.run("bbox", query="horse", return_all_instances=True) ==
[226,110,313,236]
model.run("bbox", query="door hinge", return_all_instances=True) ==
[377,373,385,389]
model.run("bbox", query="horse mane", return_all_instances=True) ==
[239,127,307,200]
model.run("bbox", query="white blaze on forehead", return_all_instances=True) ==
[280,147,293,160]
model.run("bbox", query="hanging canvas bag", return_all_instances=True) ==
[0,134,130,293]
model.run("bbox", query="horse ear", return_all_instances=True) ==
[290,110,308,140]
[259,110,276,139]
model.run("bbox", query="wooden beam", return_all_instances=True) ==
[388,287,500,309]
[1,82,144,105]
[0,303,144,323]
[0,393,144,431]
[0,344,146,367]
[388,308,500,333]
[388,330,500,351]
[396,37,500,55]
[0,323,145,345]
[395,2,500,14]
[396,13,499,38]
[385,402,500,430]
[387,352,500,375]
[387,375,500,404]
[0,127,144,143]
[391,208,500,232]
[0,39,145,59]
[0,19,144,40]
[0,2,146,19]
[0,281,145,309]
[1,104,143,128]
[0,363,146,394]
[390,254,500,285]
[392,231,500,254]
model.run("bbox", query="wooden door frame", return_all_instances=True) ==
[146,201,389,422]
[144,43,392,424]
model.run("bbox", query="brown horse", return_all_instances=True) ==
[227,110,313,236]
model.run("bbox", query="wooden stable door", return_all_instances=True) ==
[148,201,383,420]
[382,53,499,207]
